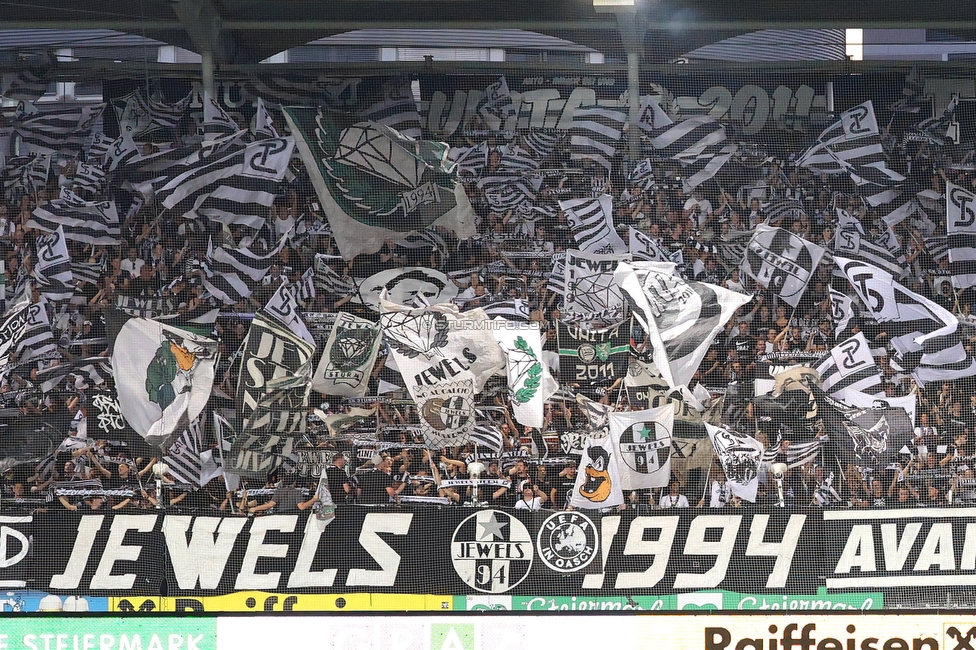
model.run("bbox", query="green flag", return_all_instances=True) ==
[283,106,476,259]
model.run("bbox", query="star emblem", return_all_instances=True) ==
[636,424,654,441]
[477,513,507,541]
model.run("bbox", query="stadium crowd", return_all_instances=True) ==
[0,83,974,517]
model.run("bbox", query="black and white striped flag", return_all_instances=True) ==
[482,299,530,322]
[946,182,976,288]
[548,252,566,296]
[0,298,31,380]
[639,100,732,189]
[291,267,316,308]
[201,269,252,306]
[2,154,50,198]
[640,101,727,159]
[87,132,112,163]
[760,439,821,469]
[72,161,105,195]
[521,130,562,162]
[450,142,488,180]
[104,128,141,172]
[765,199,806,226]
[33,226,74,302]
[568,104,627,173]
[17,301,57,364]
[559,195,627,254]
[833,225,905,279]
[70,261,103,287]
[835,255,976,384]
[208,237,284,282]
[629,227,672,263]
[476,76,517,131]
[163,416,204,487]
[471,423,504,454]
[37,356,109,393]
[155,138,292,219]
[27,197,120,246]
[815,332,885,400]
[14,104,104,158]
[476,147,542,212]
[313,255,358,296]
[797,101,904,203]
[115,88,191,136]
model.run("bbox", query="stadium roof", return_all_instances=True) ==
[0,0,973,67]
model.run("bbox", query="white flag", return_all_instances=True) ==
[312,312,382,397]
[705,423,764,503]
[615,261,749,391]
[492,319,558,429]
[380,298,505,402]
[570,435,624,509]
[609,404,675,490]
[111,319,218,449]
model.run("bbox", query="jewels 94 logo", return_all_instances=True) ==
[451,510,532,594]
[536,511,597,573]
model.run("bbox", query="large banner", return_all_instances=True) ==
[7,508,975,598]
[556,320,630,387]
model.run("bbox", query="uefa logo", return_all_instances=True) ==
[536,511,598,573]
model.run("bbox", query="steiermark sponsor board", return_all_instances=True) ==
[0,619,215,650]
[0,615,970,649]
[454,589,882,611]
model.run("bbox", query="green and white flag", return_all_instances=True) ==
[111,319,218,449]
[492,318,557,429]
[283,106,476,260]
[312,312,382,397]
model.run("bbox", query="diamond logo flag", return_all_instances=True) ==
[283,106,476,260]
[111,319,218,449]
[609,404,675,490]
[563,250,626,324]
[379,298,505,399]
[492,318,558,429]
[312,312,382,397]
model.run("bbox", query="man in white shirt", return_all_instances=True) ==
[119,248,145,280]
[683,188,713,230]
[659,480,690,508]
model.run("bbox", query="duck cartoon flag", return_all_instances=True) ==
[111,319,218,449]
[569,435,624,509]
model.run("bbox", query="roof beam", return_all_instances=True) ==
[171,0,237,64]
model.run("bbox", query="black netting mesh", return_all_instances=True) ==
[0,19,973,613]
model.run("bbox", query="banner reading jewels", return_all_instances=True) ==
[0,507,971,602]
